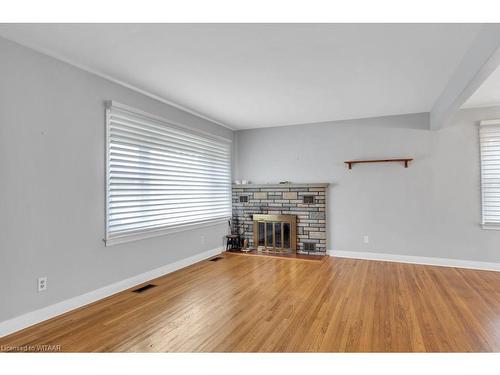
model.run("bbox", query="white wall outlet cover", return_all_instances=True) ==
[363,235,369,244]
[38,277,47,292]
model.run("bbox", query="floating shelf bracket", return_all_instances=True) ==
[344,158,413,169]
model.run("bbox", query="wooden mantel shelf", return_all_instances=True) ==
[344,158,413,169]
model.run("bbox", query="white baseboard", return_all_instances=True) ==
[0,247,222,338]
[328,250,500,272]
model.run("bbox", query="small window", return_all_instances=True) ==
[303,195,314,204]
[239,195,248,203]
[479,119,500,229]
[105,101,232,245]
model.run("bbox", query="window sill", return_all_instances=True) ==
[104,217,229,246]
[482,223,500,230]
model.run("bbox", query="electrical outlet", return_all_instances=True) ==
[200,235,206,245]
[38,277,47,292]
[363,235,369,244]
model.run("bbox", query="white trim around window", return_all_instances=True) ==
[105,101,232,246]
[479,119,500,230]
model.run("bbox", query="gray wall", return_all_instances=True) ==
[235,109,500,263]
[0,37,233,322]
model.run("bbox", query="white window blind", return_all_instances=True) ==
[480,119,500,229]
[105,101,232,245]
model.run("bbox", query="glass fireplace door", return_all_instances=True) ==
[253,214,297,253]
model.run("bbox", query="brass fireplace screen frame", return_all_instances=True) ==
[253,214,297,253]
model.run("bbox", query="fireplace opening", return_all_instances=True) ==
[253,214,296,253]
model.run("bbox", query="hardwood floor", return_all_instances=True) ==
[2,253,500,352]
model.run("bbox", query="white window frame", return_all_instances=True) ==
[479,119,500,230]
[104,101,232,246]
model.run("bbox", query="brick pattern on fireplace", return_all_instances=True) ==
[232,184,328,254]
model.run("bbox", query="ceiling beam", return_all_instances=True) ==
[430,24,500,130]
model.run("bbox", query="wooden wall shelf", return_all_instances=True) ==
[344,158,413,169]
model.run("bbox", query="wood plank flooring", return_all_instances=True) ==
[2,253,500,352]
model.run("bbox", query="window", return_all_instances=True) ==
[105,101,232,245]
[479,119,500,229]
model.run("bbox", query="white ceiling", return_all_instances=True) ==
[463,64,500,109]
[0,24,482,130]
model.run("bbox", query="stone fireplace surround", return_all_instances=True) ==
[231,183,328,255]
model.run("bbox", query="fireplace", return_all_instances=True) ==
[253,214,297,253]
[232,183,328,255]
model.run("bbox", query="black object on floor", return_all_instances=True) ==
[226,234,243,251]
[132,284,157,293]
